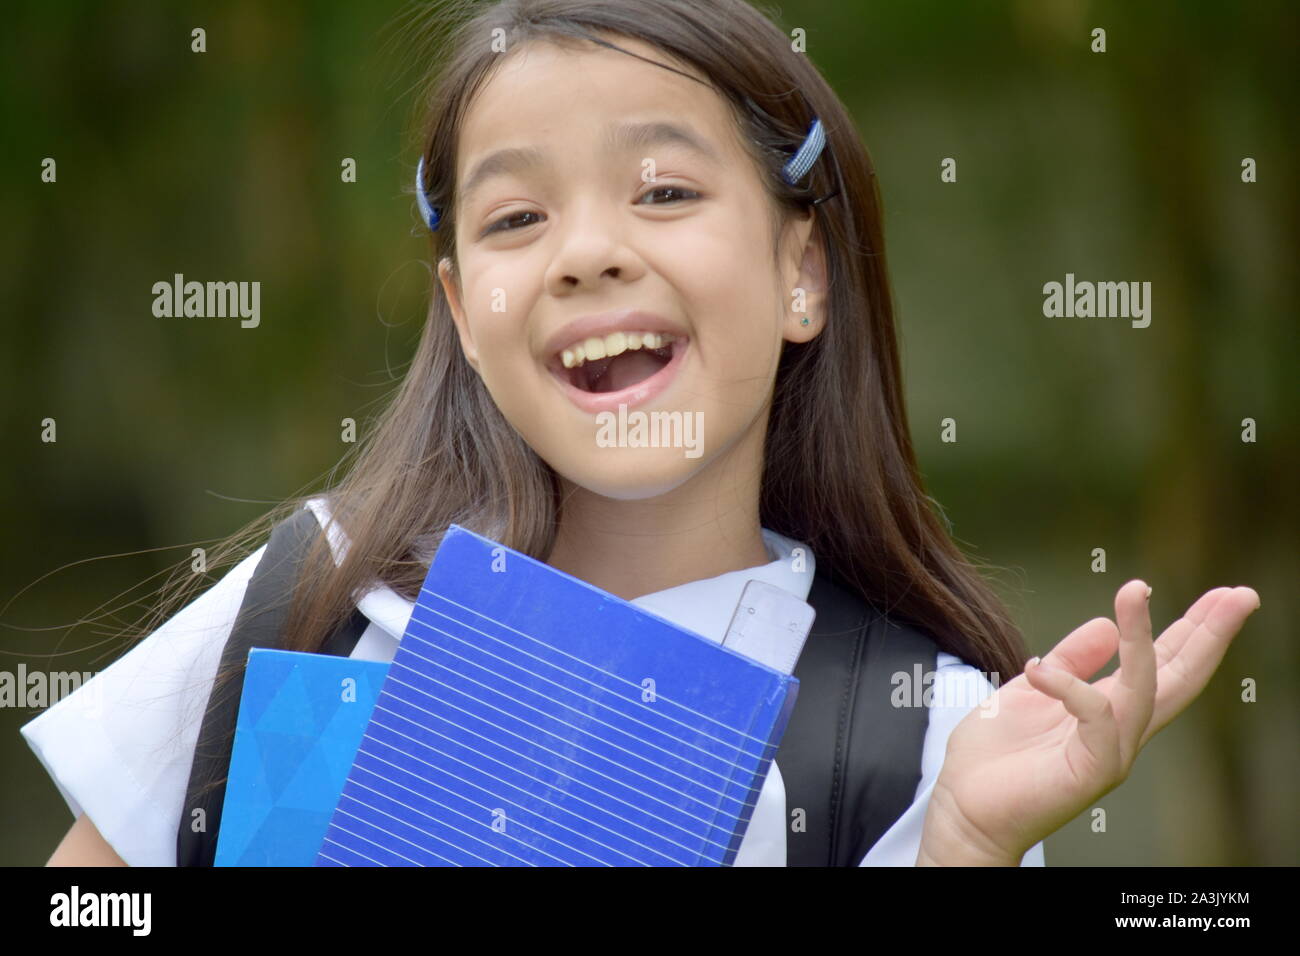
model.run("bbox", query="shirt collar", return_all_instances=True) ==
[626,528,815,645]
[304,496,816,646]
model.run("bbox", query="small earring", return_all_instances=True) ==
[800,316,811,326]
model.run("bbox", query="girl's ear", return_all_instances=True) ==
[781,211,829,345]
[437,256,481,373]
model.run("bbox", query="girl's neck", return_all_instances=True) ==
[546,438,770,602]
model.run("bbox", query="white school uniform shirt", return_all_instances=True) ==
[21,496,1045,867]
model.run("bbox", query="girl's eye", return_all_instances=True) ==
[638,185,701,205]
[484,210,542,235]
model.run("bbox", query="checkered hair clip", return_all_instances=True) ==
[782,116,826,186]
[783,114,840,208]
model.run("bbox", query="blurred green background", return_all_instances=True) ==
[1,0,1294,865]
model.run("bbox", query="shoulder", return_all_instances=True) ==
[931,651,999,704]
[919,652,998,754]
[18,537,271,866]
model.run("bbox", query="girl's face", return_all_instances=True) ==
[438,36,825,502]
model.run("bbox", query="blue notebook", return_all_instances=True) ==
[214,650,387,866]
[315,524,800,867]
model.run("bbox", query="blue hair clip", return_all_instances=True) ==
[415,115,828,231]
[416,155,440,231]
[782,116,826,186]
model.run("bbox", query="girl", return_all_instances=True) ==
[23,0,1259,867]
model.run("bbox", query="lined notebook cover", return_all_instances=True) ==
[215,649,387,866]
[316,523,799,867]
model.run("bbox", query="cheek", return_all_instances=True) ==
[461,272,534,368]
[687,252,785,380]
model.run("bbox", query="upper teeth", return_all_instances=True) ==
[560,331,677,368]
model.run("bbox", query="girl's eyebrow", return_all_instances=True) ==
[461,120,721,204]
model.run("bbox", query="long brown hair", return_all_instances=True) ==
[167,0,1030,789]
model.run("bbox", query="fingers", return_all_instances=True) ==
[1023,657,1122,783]
[1150,587,1235,666]
[1113,579,1157,765]
[1140,586,1261,749]
[1041,616,1119,681]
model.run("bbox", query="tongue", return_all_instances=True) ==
[587,348,667,392]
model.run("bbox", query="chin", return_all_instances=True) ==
[553,447,706,501]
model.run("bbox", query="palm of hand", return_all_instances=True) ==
[928,580,1261,862]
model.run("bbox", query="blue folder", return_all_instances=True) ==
[316,524,800,867]
[214,650,387,866]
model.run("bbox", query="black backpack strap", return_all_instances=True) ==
[781,570,937,866]
[175,507,370,866]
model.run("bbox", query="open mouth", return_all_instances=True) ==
[552,333,681,393]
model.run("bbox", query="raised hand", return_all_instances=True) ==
[916,579,1262,866]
